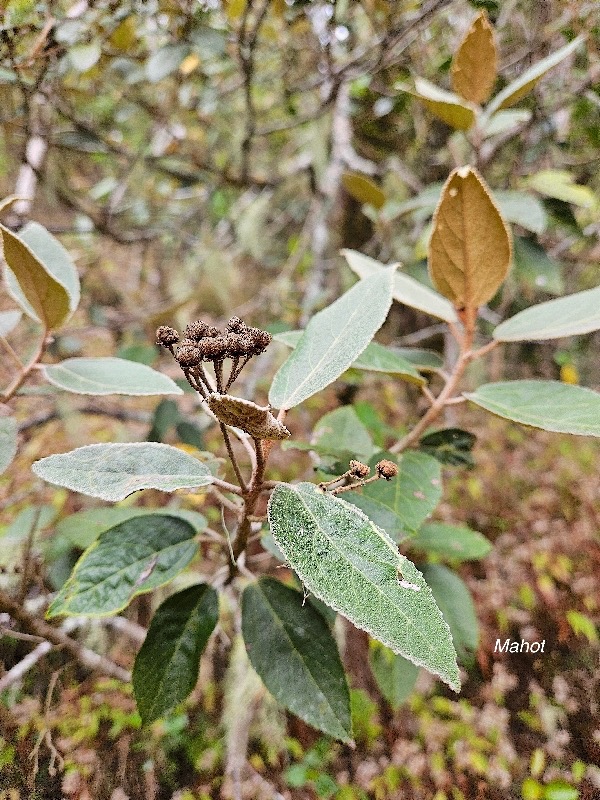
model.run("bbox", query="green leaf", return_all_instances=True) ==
[511,237,564,296]
[1,223,79,330]
[524,169,597,209]
[368,641,419,709]
[341,173,386,209]
[343,249,457,323]
[146,44,190,82]
[382,187,545,236]
[466,381,600,437]
[346,451,442,538]
[494,285,600,342]
[148,399,181,442]
[47,514,198,618]
[284,405,374,464]
[494,191,547,234]
[0,309,21,336]
[267,483,459,691]
[380,183,443,223]
[68,42,102,72]
[486,36,584,114]
[404,77,477,130]
[0,416,17,475]
[391,347,444,372]
[43,357,184,396]
[565,610,598,644]
[409,522,492,562]
[1,504,57,542]
[3,0,36,27]
[274,331,424,384]
[55,507,207,551]
[32,442,215,501]
[260,531,286,561]
[242,577,352,742]
[133,583,219,724]
[419,427,476,467]
[420,564,478,659]
[482,109,531,138]
[351,343,425,384]
[542,782,579,800]
[269,269,394,409]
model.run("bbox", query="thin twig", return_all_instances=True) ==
[390,323,476,454]
[0,589,130,682]
[219,422,248,493]
[1,331,48,402]
[0,335,24,371]
[210,485,243,513]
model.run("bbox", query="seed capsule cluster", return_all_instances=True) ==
[320,458,399,494]
[156,317,272,395]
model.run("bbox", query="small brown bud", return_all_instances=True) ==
[376,459,398,480]
[156,325,179,347]
[226,316,246,333]
[248,327,272,355]
[349,460,370,479]
[199,336,228,360]
[184,320,210,341]
[205,326,221,338]
[176,344,202,367]
[225,332,253,357]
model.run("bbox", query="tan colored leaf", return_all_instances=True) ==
[428,166,512,310]
[207,394,291,440]
[407,77,477,131]
[451,11,497,105]
[0,196,25,214]
[342,173,386,209]
[0,224,71,330]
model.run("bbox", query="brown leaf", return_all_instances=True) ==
[451,11,498,105]
[207,394,291,440]
[0,224,71,330]
[428,166,512,311]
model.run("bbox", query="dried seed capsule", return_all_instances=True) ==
[349,460,370,479]
[156,326,179,347]
[226,316,246,333]
[199,336,228,360]
[224,333,250,357]
[248,327,272,355]
[176,344,202,367]
[184,320,210,341]
[376,459,398,480]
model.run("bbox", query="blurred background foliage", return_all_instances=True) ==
[1,0,599,798]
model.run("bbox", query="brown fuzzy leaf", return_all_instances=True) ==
[428,166,512,311]
[451,11,498,105]
[207,394,291,440]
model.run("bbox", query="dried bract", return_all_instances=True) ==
[207,394,291,440]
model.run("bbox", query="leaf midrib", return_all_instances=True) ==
[253,583,349,737]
